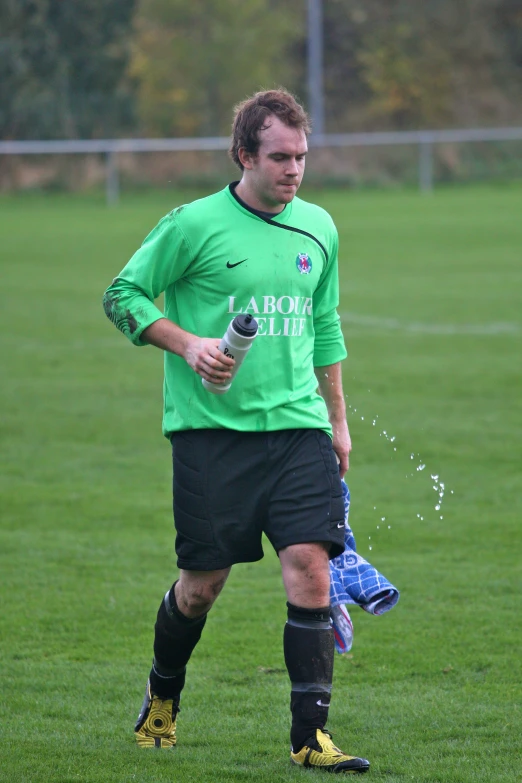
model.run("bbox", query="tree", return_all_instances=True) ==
[321,0,522,131]
[0,0,136,139]
[129,0,304,137]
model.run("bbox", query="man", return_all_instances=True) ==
[103,89,369,774]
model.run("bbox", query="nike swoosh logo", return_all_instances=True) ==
[226,258,247,268]
[316,700,330,707]
[337,523,345,528]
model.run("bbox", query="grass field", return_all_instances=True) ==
[1,183,521,783]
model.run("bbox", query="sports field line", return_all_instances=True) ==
[340,312,522,336]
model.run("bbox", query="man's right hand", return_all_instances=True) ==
[184,336,235,384]
[141,319,235,384]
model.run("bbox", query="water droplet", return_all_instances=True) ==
[416,513,421,518]
[431,474,439,481]
[372,420,376,426]
[324,373,328,378]
[361,416,364,420]
[440,515,443,519]
[410,453,415,460]
[435,504,441,510]
[387,525,391,529]
[381,517,385,522]
[373,506,377,510]
[450,490,454,495]
[369,546,373,551]
[393,447,397,451]
[420,516,424,521]
[377,525,380,529]
[390,436,396,442]
[416,464,426,471]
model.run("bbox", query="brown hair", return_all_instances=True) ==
[229,88,311,170]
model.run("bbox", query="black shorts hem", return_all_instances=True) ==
[273,536,345,560]
[176,554,264,571]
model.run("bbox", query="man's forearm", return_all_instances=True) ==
[315,362,346,421]
[142,318,235,385]
[315,362,351,475]
[142,317,193,358]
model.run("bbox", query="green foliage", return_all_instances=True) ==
[129,0,304,137]
[2,1,522,141]
[1,184,521,781]
[0,0,136,139]
[323,0,522,130]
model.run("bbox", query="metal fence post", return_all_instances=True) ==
[419,140,433,192]
[308,0,325,136]
[106,150,119,205]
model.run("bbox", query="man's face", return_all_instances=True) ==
[239,115,307,211]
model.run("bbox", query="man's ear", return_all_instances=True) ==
[238,147,255,170]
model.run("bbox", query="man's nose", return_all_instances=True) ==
[285,158,300,176]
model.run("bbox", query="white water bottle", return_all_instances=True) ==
[202,313,258,395]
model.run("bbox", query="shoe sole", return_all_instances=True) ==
[135,732,176,749]
[291,758,369,774]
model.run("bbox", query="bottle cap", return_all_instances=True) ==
[232,313,258,337]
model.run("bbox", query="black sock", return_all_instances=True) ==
[283,602,334,753]
[149,582,207,699]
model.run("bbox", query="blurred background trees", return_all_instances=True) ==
[0,0,136,140]
[1,0,522,140]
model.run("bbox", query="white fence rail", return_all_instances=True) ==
[1,127,522,204]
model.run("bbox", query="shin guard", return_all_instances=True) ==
[284,602,334,752]
[149,583,207,699]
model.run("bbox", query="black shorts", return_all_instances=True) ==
[170,428,345,571]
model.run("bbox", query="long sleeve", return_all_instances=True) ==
[102,210,193,346]
[313,228,347,366]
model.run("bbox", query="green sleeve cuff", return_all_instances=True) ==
[103,280,164,346]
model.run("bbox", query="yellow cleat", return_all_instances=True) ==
[291,729,370,774]
[134,680,179,748]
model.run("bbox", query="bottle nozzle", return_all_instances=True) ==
[244,314,253,324]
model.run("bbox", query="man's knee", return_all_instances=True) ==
[279,543,331,607]
[176,569,230,617]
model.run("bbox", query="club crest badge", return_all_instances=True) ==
[296,253,312,275]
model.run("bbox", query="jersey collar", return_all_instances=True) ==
[226,181,293,224]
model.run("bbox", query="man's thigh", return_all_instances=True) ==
[171,430,268,571]
[263,429,345,559]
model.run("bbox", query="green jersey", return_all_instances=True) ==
[103,184,347,437]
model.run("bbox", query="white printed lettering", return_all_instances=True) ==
[228,296,242,314]
[303,297,312,316]
[256,317,267,336]
[268,318,282,336]
[245,296,260,314]
[277,295,294,315]
[263,295,276,314]
[283,318,291,336]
